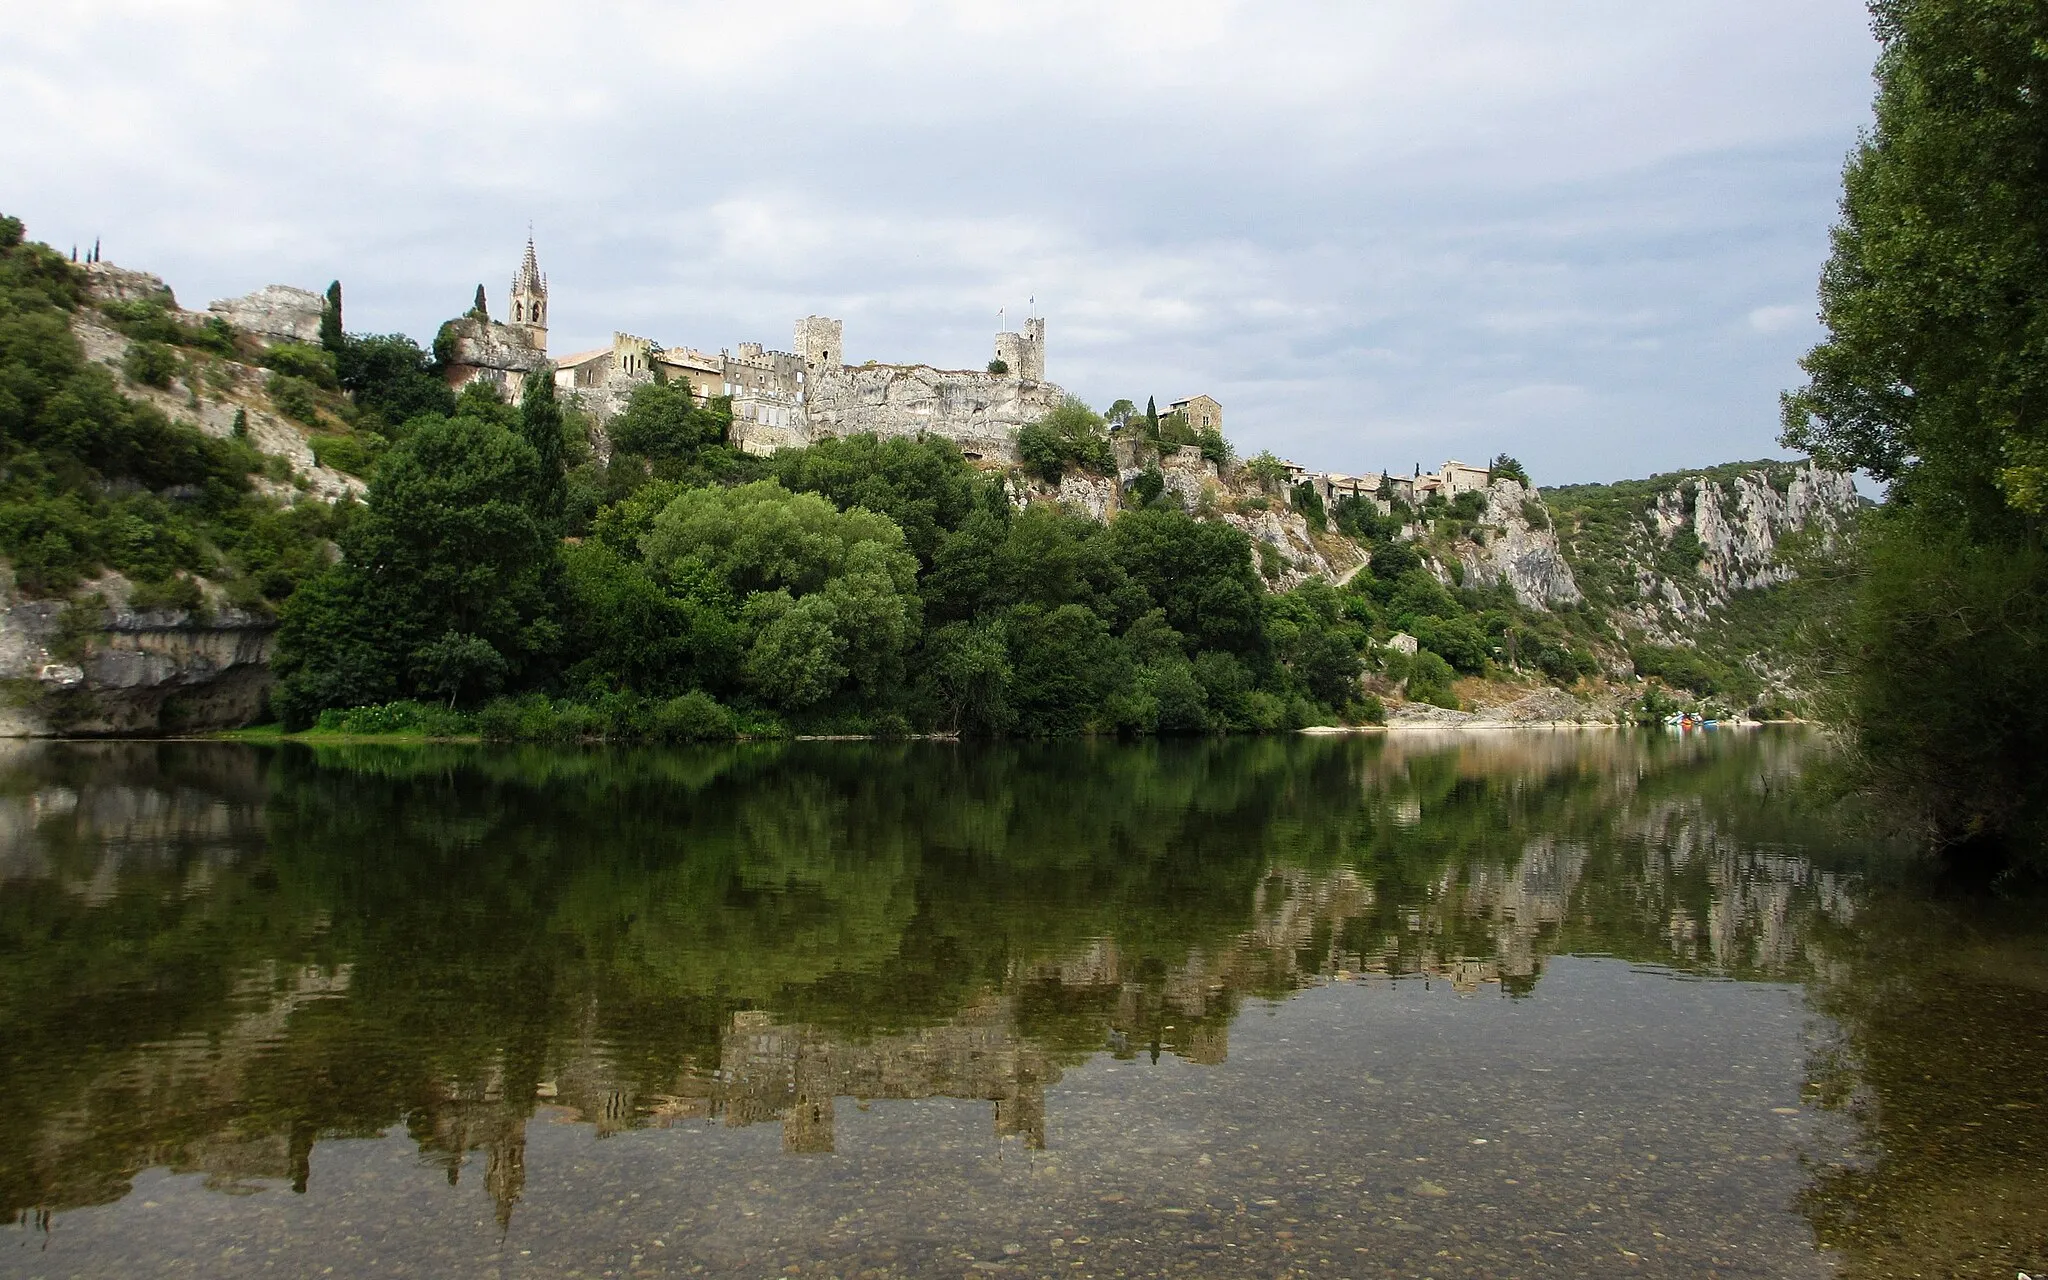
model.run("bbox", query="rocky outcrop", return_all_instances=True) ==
[0,575,277,736]
[1457,478,1583,609]
[438,314,547,401]
[1563,460,1862,644]
[207,285,326,345]
[81,262,174,305]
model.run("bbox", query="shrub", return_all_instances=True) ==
[1405,649,1460,709]
[1017,398,1113,483]
[1290,481,1327,532]
[123,340,178,388]
[316,699,473,736]
[986,357,1009,374]
[268,373,321,424]
[263,342,339,389]
[1520,499,1550,530]
[651,691,737,741]
[309,432,385,477]
[128,574,205,616]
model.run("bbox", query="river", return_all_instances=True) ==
[0,730,2041,1278]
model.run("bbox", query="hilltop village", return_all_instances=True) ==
[436,239,1484,506]
[0,215,1862,741]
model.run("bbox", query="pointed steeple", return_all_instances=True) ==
[508,231,547,349]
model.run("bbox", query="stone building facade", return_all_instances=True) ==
[1166,393,1222,432]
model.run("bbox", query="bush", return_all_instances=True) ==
[1290,481,1327,532]
[309,432,385,477]
[315,699,473,736]
[268,373,322,424]
[1404,649,1460,709]
[651,691,737,741]
[264,342,339,389]
[128,574,205,616]
[1017,398,1113,483]
[123,340,178,388]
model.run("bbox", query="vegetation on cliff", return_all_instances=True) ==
[1781,0,2048,867]
[0,217,341,610]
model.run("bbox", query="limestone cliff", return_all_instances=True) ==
[1546,460,1863,647]
[1451,478,1584,609]
[0,573,276,736]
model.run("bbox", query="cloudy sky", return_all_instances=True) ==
[3,1,1879,485]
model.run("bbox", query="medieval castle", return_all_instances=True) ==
[443,239,1065,463]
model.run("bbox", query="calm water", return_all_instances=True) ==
[0,731,2042,1279]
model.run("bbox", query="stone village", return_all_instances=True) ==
[432,238,1495,513]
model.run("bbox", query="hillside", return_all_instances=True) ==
[0,218,1865,735]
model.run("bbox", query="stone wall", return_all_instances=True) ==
[801,364,1065,462]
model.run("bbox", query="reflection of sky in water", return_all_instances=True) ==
[0,733,2042,1279]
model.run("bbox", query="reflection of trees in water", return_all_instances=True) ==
[0,731,1875,1226]
[1794,888,2048,1279]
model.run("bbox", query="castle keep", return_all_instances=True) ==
[457,240,1067,463]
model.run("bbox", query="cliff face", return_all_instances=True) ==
[1455,478,1584,610]
[1546,460,1863,647]
[0,575,276,736]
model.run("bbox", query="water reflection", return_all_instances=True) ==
[0,732,2040,1277]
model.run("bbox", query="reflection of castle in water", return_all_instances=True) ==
[1,734,1865,1229]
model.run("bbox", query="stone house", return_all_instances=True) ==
[1166,393,1223,432]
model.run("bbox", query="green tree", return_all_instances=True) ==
[319,281,343,353]
[1245,451,1289,493]
[639,480,921,711]
[271,413,562,724]
[1489,454,1530,486]
[1778,0,2048,862]
[1016,398,1114,483]
[519,368,568,528]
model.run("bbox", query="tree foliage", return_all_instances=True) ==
[1779,0,2048,862]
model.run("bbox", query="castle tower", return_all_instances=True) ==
[992,316,1045,383]
[509,236,547,351]
[795,315,843,379]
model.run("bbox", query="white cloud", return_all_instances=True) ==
[1748,304,1812,334]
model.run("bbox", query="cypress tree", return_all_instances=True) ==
[1146,395,1158,439]
[471,285,488,321]
[518,368,567,528]
[319,281,343,352]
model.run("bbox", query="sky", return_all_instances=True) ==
[1,0,1881,486]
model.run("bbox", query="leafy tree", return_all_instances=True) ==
[1777,0,2048,861]
[639,481,921,711]
[771,433,980,568]
[1108,506,1265,659]
[608,379,728,465]
[1290,481,1327,532]
[271,413,562,725]
[986,357,1009,375]
[1105,399,1138,429]
[1016,398,1114,483]
[519,368,568,528]
[333,332,455,430]
[1488,454,1530,486]
[1245,451,1289,493]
